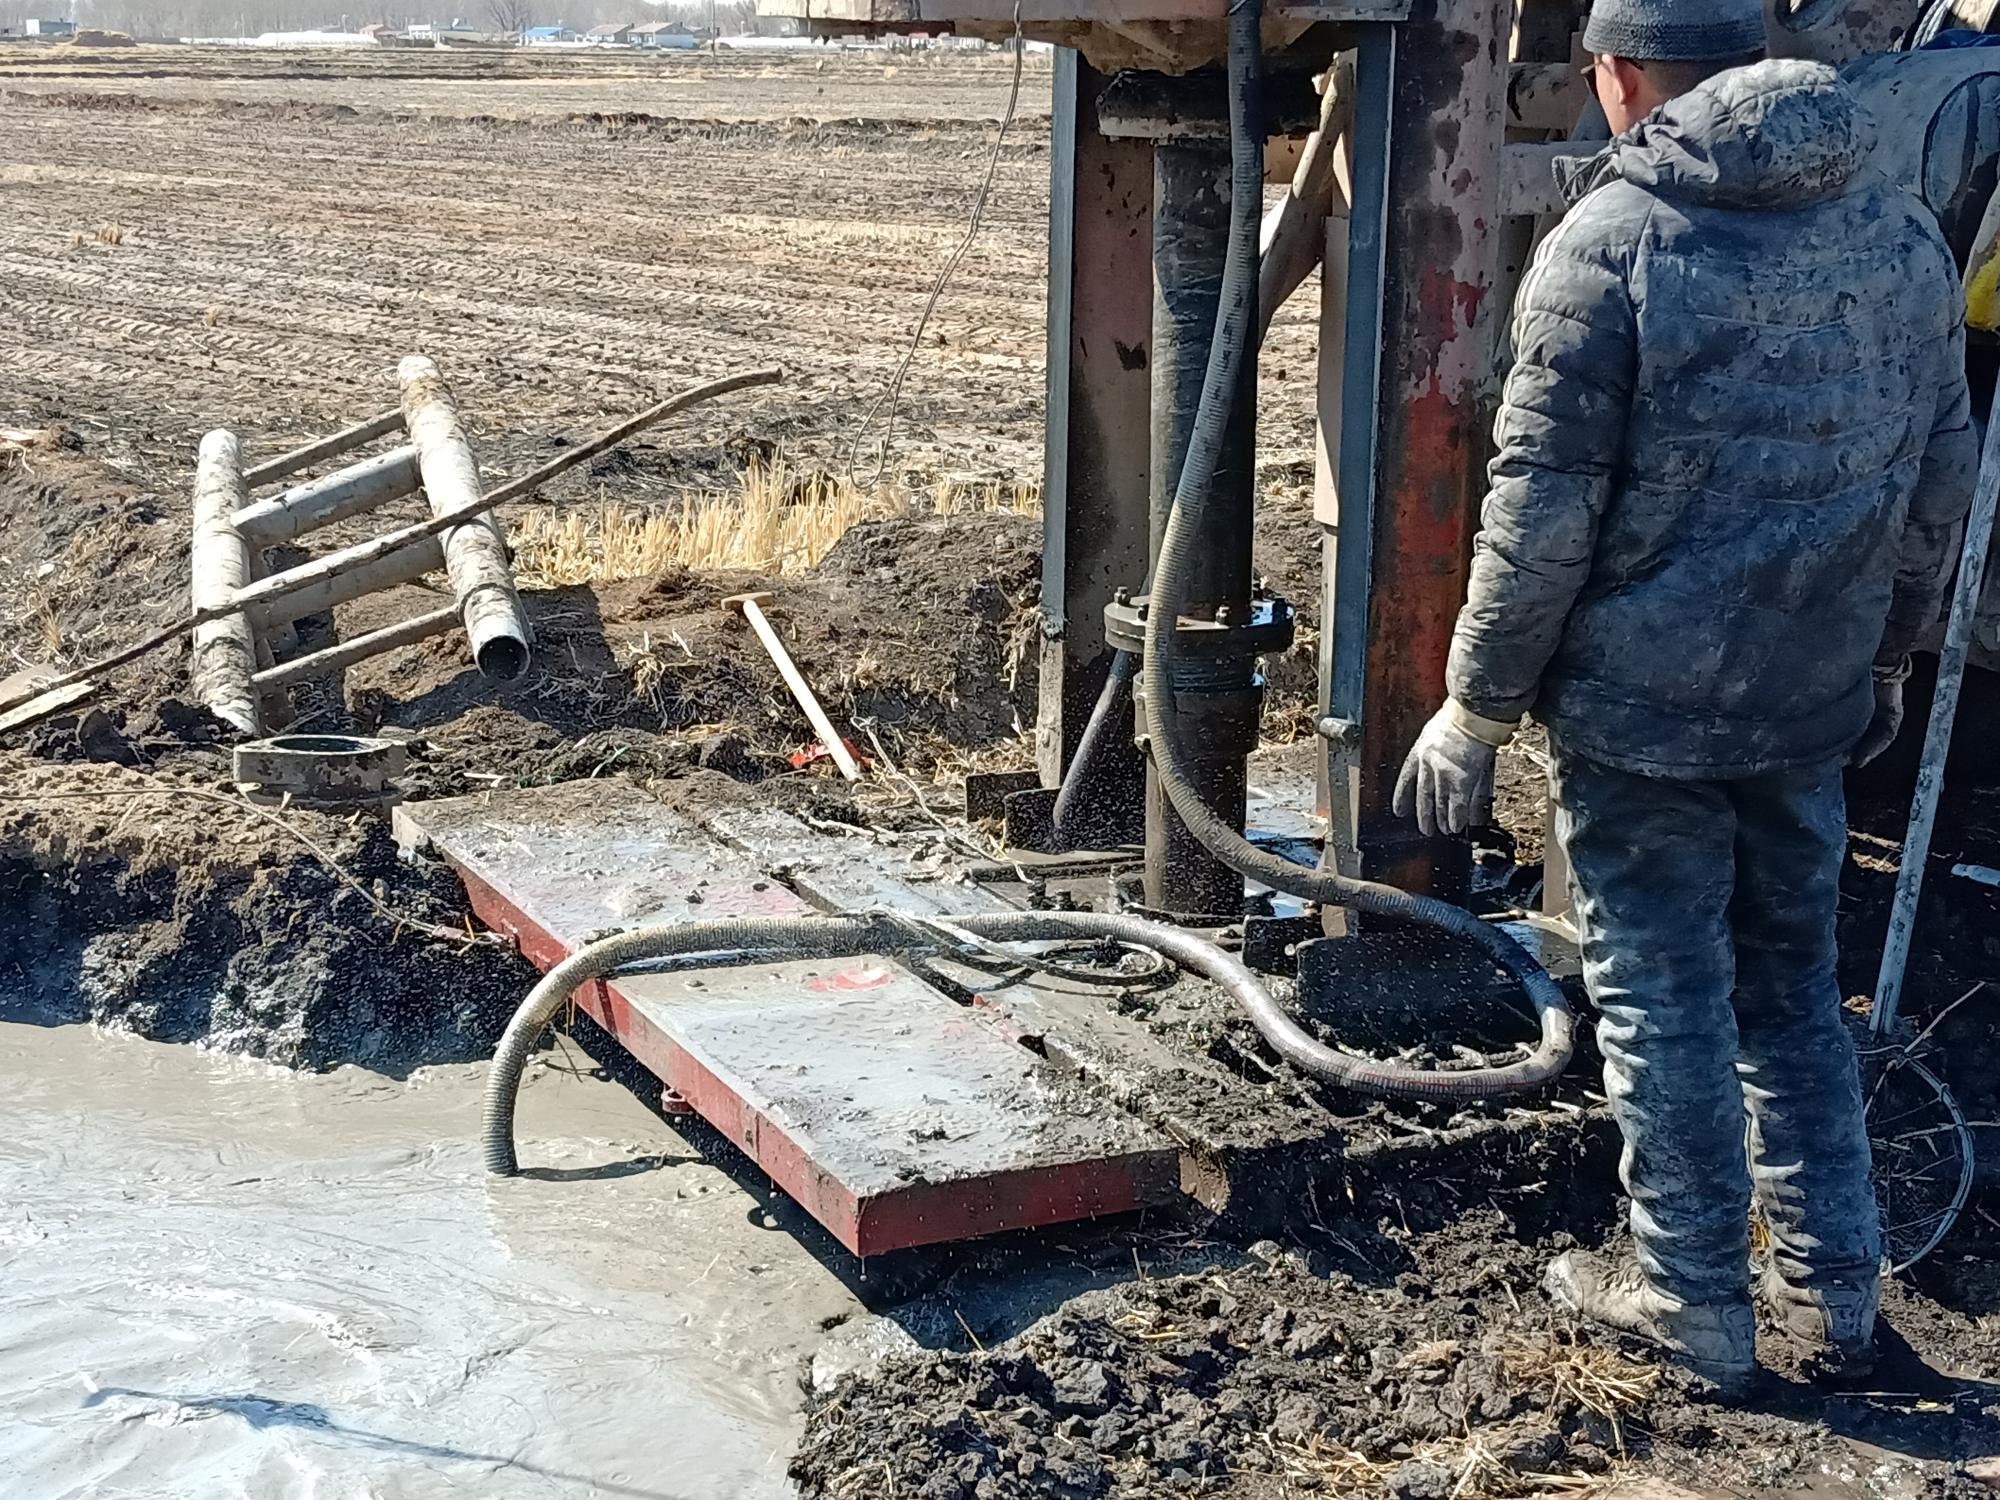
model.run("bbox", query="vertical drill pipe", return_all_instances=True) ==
[1872,411,2000,1032]
[232,445,423,549]
[189,430,262,736]
[1143,134,1260,917]
[398,356,532,682]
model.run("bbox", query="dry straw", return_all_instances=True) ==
[511,458,1038,587]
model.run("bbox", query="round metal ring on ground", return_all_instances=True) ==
[232,732,408,810]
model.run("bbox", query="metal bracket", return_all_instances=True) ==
[1104,593,1296,658]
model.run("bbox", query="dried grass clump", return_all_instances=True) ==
[1500,1333,1661,1456]
[1259,1427,1603,1498]
[511,458,1038,588]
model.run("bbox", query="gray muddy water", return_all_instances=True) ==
[0,1022,858,1499]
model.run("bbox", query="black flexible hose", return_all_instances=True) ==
[484,909,1422,1175]
[1051,648,1138,845]
[1136,0,1573,1100]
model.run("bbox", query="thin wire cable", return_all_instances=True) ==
[843,2,1026,490]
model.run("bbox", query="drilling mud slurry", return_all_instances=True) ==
[0,1021,855,1499]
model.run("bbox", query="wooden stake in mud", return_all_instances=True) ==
[0,367,783,725]
[723,589,863,781]
[399,356,532,682]
[189,430,262,736]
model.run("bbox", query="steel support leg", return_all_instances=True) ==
[1327,0,1509,899]
[1037,48,1153,838]
[1143,132,1259,918]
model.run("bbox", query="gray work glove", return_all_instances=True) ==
[1850,658,1911,768]
[1393,701,1517,837]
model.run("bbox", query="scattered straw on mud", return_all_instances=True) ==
[511,460,1039,586]
[1499,1334,1659,1457]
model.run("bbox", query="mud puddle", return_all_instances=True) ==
[0,1021,857,1499]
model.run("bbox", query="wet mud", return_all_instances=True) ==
[0,1021,855,1499]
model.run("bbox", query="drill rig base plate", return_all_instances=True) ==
[394,780,1180,1257]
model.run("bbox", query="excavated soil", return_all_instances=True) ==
[793,1209,2000,1500]
[0,754,534,1071]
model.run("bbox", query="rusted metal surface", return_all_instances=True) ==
[759,0,1410,49]
[1037,51,1153,832]
[1337,0,1510,898]
[394,780,1179,1256]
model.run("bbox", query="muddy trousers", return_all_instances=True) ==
[1551,750,1881,1309]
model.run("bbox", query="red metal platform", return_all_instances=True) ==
[395,781,1180,1256]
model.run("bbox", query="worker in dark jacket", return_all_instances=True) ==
[1396,0,1978,1390]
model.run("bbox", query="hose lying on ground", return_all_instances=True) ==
[482,908,1535,1176]
[1131,0,1574,1100]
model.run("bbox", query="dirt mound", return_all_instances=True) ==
[65,29,137,46]
[2,453,1043,789]
[330,511,1043,791]
[0,756,534,1071]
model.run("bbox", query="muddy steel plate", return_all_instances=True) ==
[395,780,1178,1255]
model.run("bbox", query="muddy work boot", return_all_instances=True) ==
[1545,1251,1756,1393]
[1758,1262,1878,1381]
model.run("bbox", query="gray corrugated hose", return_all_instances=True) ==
[482,908,1534,1177]
[1133,0,1574,1100]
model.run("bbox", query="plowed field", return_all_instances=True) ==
[0,43,1322,503]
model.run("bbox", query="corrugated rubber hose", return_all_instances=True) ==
[1133,0,1574,1100]
[486,909,1360,1175]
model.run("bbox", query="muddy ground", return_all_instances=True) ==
[2,42,1997,1500]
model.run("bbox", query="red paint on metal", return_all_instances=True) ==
[805,966,895,992]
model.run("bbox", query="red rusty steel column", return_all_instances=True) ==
[1353,0,1511,897]
[1036,49,1154,828]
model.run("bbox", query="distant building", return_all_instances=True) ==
[632,19,695,47]
[25,17,75,35]
[406,20,434,37]
[521,23,569,42]
[254,27,379,44]
[583,22,631,43]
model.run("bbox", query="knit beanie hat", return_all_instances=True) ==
[1582,0,1768,60]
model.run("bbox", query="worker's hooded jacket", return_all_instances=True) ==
[1448,58,1978,778]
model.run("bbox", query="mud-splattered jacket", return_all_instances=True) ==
[1447,59,1977,779]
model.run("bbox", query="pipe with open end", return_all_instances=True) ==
[1132,0,1573,1100]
